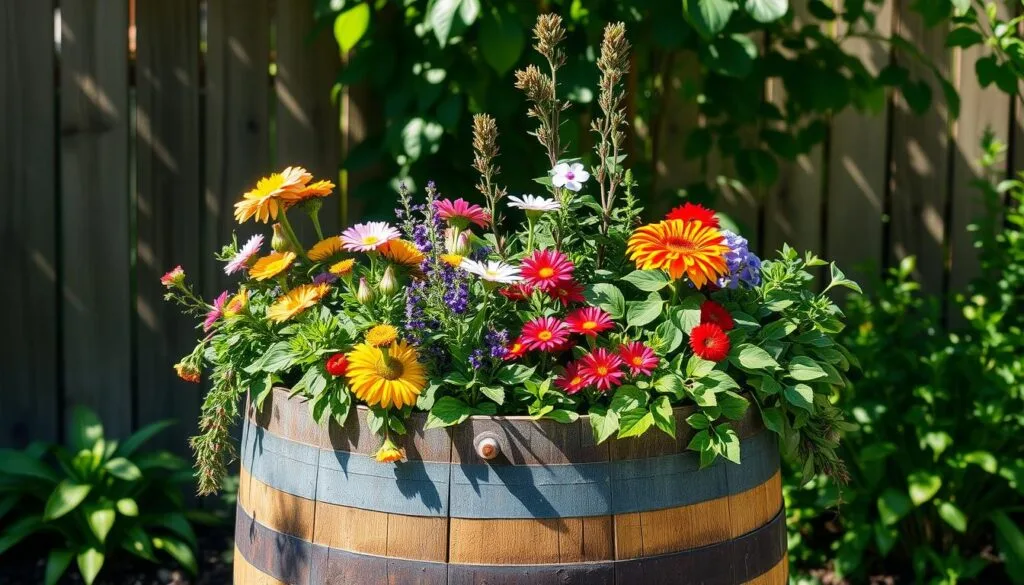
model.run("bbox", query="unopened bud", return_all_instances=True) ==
[379,266,398,295]
[445,227,472,256]
[357,277,374,305]
[271,223,291,253]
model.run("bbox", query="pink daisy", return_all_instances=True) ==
[435,198,491,229]
[520,316,570,352]
[565,307,615,337]
[555,362,589,395]
[548,281,586,306]
[520,249,574,292]
[224,234,264,275]
[341,222,401,252]
[203,291,229,332]
[578,348,626,392]
[499,283,534,302]
[619,341,659,376]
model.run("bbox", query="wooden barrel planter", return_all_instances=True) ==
[234,387,787,584]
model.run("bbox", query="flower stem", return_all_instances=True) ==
[526,215,536,253]
[278,211,308,262]
[307,207,325,241]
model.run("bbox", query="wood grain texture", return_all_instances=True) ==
[245,471,316,541]
[0,0,59,447]
[203,0,271,296]
[234,546,289,585]
[310,500,448,561]
[729,470,783,539]
[744,555,789,585]
[449,516,613,564]
[890,5,952,295]
[615,496,732,559]
[827,0,894,293]
[59,0,133,439]
[134,0,201,455]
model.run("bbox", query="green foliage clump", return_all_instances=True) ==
[0,409,200,585]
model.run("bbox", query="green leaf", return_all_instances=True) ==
[154,536,198,575]
[105,457,142,481]
[495,364,535,385]
[428,0,461,46]
[458,0,480,25]
[937,500,967,533]
[0,516,43,555]
[589,406,620,444]
[85,505,116,543]
[544,409,579,424]
[992,511,1024,583]
[45,549,74,585]
[705,34,758,78]
[334,3,370,54]
[585,283,626,319]
[761,407,785,434]
[425,396,474,429]
[122,526,157,563]
[684,127,713,159]
[627,298,665,328]
[783,384,815,412]
[654,374,686,400]
[729,343,779,372]
[683,0,736,39]
[479,386,505,405]
[824,262,863,294]
[116,498,139,517]
[787,356,827,381]
[744,0,787,22]
[44,480,92,520]
[653,321,683,353]
[622,270,671,292]
[877,488,912,526]
[717,391,749,420]
[618,409,655,438]
[151,512,198,549]
[650,396,676,438]
[686,412,711,430]
[70,407,104,452]
[77,548,104,585]
[251,375,273,409]
[715,425,741,464]
[760,319,796,340]
[479,9,524,74]
[0,448,59,483]
[686,355,716,378]
[687,429,712,453]
[908,471,942,506]
[757,376,782,396]
[945,27,984,48]
[610,385,649,412]
[117,419,174,457]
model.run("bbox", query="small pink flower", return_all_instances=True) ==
[520,316,570,352]
[203,291,229,331]
[565,307,614,337]
[224,234,264,275]
[619,341,659,376]
[578,348,625,392]
[435,198,491,229]
[341,222,401,252]
[160,265,185,288]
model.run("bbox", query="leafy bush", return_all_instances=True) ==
[0,408,199,585]
[787,138,1024,584]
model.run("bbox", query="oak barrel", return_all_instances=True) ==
[234,387,787,584]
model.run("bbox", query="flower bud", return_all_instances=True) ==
[173,361,201,384]
[445,227,472,256]
[374,437,404,463]
[379,266,398,296]
[357,277,374,305]
[325,352,348,377]
[160,265,186,289]
[271,223,292,253]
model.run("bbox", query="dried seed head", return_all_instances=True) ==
[533,14,566,62]
[472,114,499,161]
[597,23,630,75]
[514,65,554,105]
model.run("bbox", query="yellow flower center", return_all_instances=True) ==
[571,376,583,386]
[597,366,609,376]
[633,357,643,366]
[582,321,597,330]
[363,235,380,245]
[374,354,405,380]
[366,325,399,347]
[538,267,555,278]
[511,343,523,353]
[538,330,553,341]
[664,236,698,253]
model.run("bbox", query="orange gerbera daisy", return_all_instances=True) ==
[233,166,312,223]
[626,219,729,288]
[380,239,425,268]
[308,237,343,262]
[249,251,296,280]
[329,258,356,277]
[266,283,331,323]
[280,179,335,206]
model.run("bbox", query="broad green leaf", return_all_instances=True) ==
[617,409,655,438]
[425,396,474,429]
[760,319,796,340]
[908,471,942,506]
[116,498,139,517]
[626,298,665,328]
[654,374,686,400]
[622,270,671,292]
[672,295,704,333]
[650,396,676,438]
[0,448,60,483]
[877,488,912,526]
[715,425,741,464]
[122,526,157,563]
[117,419,174,457]
[585,283,626,319]
[479,386,505,405]
[653,320,683,353]
[687,429,712,453]
[705,33,758,78]
[610,385,648,412]
[783,384,814,412]
[824,262,863,294]
[718,391,749,420]
[77,548,104,585]
[683,0,736,39]
[937,500,967,533]
[874,522,898,557]
[334,3,370,54]
[787,356,827,381]
[588,406,620,444]
[86,505,116,543]
[0,516,44,555]
[495,364,535,385]
[479,10,524,74]
[70,407,104,452]
[154,536,198,575]
[151,512,198,549]
[45,549,74,585]
[428,0,462,46]
[744,0,787,22]
[105,457,142,481]
[964,451,998,473]
[945,27,984,48]
[458,0,480,25]
[992,511,1024,583]
[729,343,779,372]
[699,370,740,392]
[686,355,716,378]
[761,407,785,434]
[544,409,579,424]
[44,481,92,520]
[686,412,711,430]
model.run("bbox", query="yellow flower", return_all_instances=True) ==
[374,437,405,463]
[266,283,331,323]
[346,340,426,409]
[380,239,425,268]
[308,237,343,262]
[223,289,249,317]
[280,179,335,205]
[626,219,729,288]
[233,167,312,224]
[249,252,297,281]
[440,254,464,267]
[329,258,356,277]
[366,324,399,347]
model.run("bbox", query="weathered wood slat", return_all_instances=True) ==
[134,0,202,454]
[0,1,59,447]
[650,52,703,219]
[60,0,133,439]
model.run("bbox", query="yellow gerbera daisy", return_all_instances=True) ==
[308,237,343,262]
[266,283,331,323]
[440,254,464,267]
[380,239,425,268]
[249,251,297,281]
[223,289,249,317]
[626,219,729,288]
[366,324,399,347]
[233,166,312,224]
[329,258,356,277]
[374,437,405,463]
[346,340,426,409]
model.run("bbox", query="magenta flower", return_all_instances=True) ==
[203,291,229,332]
[224,234,264,275]
[619,341,659,376]
[341,222,401,252]
[435,198,491,229]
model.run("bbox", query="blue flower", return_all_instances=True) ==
[717,230,762,289]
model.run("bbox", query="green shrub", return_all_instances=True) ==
[0,408,199,585]
[787,138,1024,584]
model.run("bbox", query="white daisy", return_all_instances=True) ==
[460,258,523,284]
[550,162,590,192]
[507,194,561,213]
[341,221,401,252]
[224,234,264,275]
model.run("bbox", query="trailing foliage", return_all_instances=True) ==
[0,408,199,585]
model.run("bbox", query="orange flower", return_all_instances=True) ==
[249,251,296,280]
[266,283,331,323]
[380,239,425,268]
[233,167,312,223]
[329,258,356,277]
[280,179,335,206]
[626,219,728,288]
[308,237,343,262]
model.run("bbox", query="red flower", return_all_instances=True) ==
[665,202,720,228]
[500,283,534,301]
[521,249,574,292]
[700,300,734,331]
[435,198,491,228]
[520,316,570,352]
[325,353,349,377]
[689,323,731,362]
[548,281,586,306]
[565,307,614,337]
[555,362,589,395]
[578,348,626,391]
[619,341,659,376]
[504,337,529,360]
[161,265,185,288]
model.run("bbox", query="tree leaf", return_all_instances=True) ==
[44,481,92,521]
[429,0,462,46]
[479,9,523,74]
[945,27,984,48]
[907,471,942,506]
[77,548,105,585]
[744,0,787,22]
[683,0,736,39]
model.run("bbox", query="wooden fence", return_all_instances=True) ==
[2,1,1023,455]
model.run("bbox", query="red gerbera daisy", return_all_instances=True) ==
[689,323,731,362]
[700,300,735,331]
[565,307,615,337]
[521,249,574,292]
[555,362,589,395]
[520,317,570,352]
[578,348,626,392]
[504,337,529,361]
[548,281,586,306]
[500,283,534,301]
[435,198,491,229]
[619,341,659,376]
[325,353,348,377]
[665,202,720,228]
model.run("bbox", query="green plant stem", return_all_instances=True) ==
[526,215,536,253]
[307,207,325,241]
[278,211,308,262]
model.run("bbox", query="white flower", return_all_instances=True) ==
[550,162,590,192]
[507,194,561,213]
[224,234,264,275]
[460,258,522,284]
